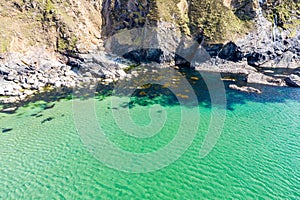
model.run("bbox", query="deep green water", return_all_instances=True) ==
[0,81,299,199]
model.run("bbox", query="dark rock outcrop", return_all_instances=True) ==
[285,74,300,87]
[247,52,269,67]
[218,41,243,62]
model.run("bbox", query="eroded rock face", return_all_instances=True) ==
[101,0,154,37]
[224,0,258,19]
[100,0,258,64]
[103,21,184,63]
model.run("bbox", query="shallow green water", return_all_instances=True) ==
[0,84,299,199]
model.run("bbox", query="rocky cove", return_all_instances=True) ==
[0,0,300,107]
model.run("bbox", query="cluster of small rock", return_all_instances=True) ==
[0,53,77,103]
[0,50,127,104]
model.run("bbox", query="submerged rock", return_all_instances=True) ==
[229,84,262,94]
[2,128,13,133]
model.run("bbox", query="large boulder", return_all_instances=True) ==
[247,72,284,86]
[247,52,269,67]
[224,0,258,20]
[203,43,223,57]
[218,41,243,61]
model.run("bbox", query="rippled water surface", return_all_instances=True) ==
[0,83,299,199]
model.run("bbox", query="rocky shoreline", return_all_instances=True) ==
[1,3,300,107]
[0,47,298,109]
[0,49,128,105]
[1,35,300,108]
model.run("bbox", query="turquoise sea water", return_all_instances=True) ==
[0,76,299,199]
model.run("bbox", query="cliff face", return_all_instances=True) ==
[263,0,300,36]
[188,0,254,43]
[0,0,103,54]
[101,0,154,37]
[101,0,255,43]
[0,0,299,54]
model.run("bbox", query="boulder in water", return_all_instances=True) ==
[229,84,262,94]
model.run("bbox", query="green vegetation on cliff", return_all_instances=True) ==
[103,0,253,43]
[188,0,253,43]
[0,0,299,53]
[0,0,102,53]
[265,0,300,37]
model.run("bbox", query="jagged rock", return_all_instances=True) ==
[285,74,300,87]
[55,81,62,88]
[203,44,223,57]
[4,74,16,81]
[104,22,181,64]
[229,84,262,94]
[64,70,77,77]
[275,52,299,69]
[75,53,128,79]
[0,87,4,95]
[0,65,10,75]
[3,83,22,96]
[123,49,164,63]
[23,90,34,96]
[195,59,256,75]
[218,42,243,61]
[247,52,269,67]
